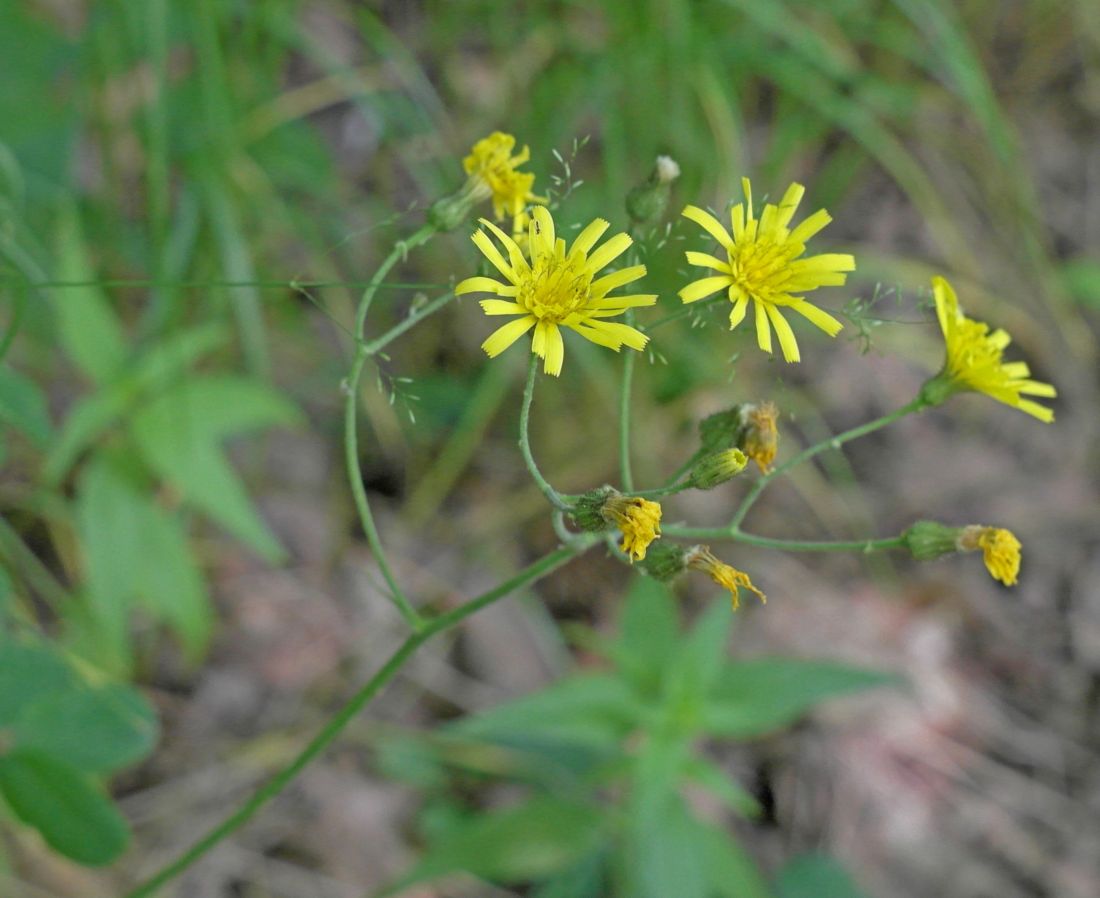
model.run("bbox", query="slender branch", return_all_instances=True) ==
[630,479,694,500]
[519,354,570,511]
[354,224,437,339]
[361,290,455,357]
[344,347,422,629]
[619,310,636,491]
[661,522,905,554]
[120,541,595,898]
[729,397,926,530]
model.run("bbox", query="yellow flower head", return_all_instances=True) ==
[927,276,1056,423]
[456,206,656,376]
[601,494,662,562]
[679,178,854,362]
[741,401,779,473]
[685,546,766,611]
[463,132,545,224]
[958,525,1022,586]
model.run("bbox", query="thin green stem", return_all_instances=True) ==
[664,446,706,488]
[344,347,422,629]
[661,522,905,554]
[619,310,636,491]
[355,224,437,339]
[729,397,926,530]
[640,296,722,333]
[361,290,455,356]
[630,479,694,500]
[519,354,570,511]
[120,542,593,898]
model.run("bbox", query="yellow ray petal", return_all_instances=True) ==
[530,206,555,257]
[754,300,772,354]
[592,293,659,310]
[788,298,844,336]
[569,218,611,260]
[532,319,550,358]
[591,264,647,297]
[682,205,733,250]
[471,229,516,282]
[482,315,536,358]
[685,251,731,273]
[765,303,801,362]
[457,276,512,295]
[728,296,748,329]
[774,182,805,230]
[479,299,525,315]
[679,275,733,304]
[567,321,624,350]
[582,319,648,351]
[585,232,633,274]
[478,218,530,275]
[543,323,565,376]
[787,208,832,245]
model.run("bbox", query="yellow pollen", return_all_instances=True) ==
[517,254,593,323]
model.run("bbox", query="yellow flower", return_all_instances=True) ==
[925,276,1056,423]
[741,401,779,473]
[456,206,655,376]
[463,132,545,225]
[601,494,662,562]
[958,525,1022,586]
[679,178,854,362]
[685,546,766,611]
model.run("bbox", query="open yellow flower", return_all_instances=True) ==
[923,276,1056,423]
[679,178,854,362]
[456,206,655,376]
[958,525,1022,586]
[463,132,544,227]
[685,546,766,611]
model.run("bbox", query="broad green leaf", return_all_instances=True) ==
[44,323,227,484]
[12,684,158,774]
[531,851,606,898]
[700,819,773,898]
[76,452,213,672]
[683,756,762,818]
[662,599,732,725]
[622,792,709,898]
[53,206,127,385]
[397,795,606,888]
[130,376,301,561]
[0,750,129,866]
[610,576,680,697]
[0,365,51,445]
[775,853,869,898]
[0,641,75,725]
[703,659,900,738]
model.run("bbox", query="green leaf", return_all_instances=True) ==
[700,820,773,898]
[12,684,158,774]
[130,376,301,561]
[0,365,51,445]
[44,322,227,484]
[703,658,900,738]
[610,576,680,696]
[397,796,606,888]
[53,205,127,385]
[775,853,869,898]
[0,641,75,725]
[663,600,732,722]
[0,750,129,866]
[622,792,709,898]
[683,756,762,818]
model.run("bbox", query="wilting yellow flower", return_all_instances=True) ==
[463,132,545,225]
[679,178,854,362]
[924,276,1056,423]
[958,525,1022,586]
[741,401,779,473]
[601,494,662,562]
[685,546,766,610]
[456,206,655,376]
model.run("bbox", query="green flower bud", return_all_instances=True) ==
[638,542,688,582]
[689,448,748,489]
[626,155,680,227]
[569,486,617,533]
[902,520,962,561]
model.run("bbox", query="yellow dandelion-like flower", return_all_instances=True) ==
[463,132,545,225]
[741,401,779,473]
[924,276,1056,423]
[679,177,854,362]
[958,525,1022,586]
[456,206,656,376]
[685,546,766,611]
[601,494,662,562]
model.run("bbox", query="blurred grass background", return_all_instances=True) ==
[2,0,1100,895]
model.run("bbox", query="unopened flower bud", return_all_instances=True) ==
[695,401,779,473]
[902,520,962,561]
[689,448,748,489]
[639,542,689,582]
[626,155,681,227]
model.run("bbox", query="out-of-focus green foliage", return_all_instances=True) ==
[376,577,896,896]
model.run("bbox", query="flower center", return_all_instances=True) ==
[729,239,794,301]
[516,253,593,322]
